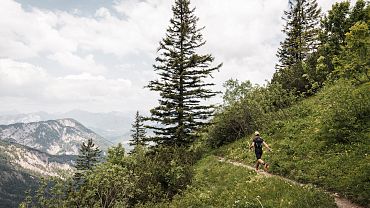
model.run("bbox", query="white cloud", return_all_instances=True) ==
[48,73,132,102]
[0,58,149,112]
[48,52,106,74]
[193,0,287,85]
[53,0,171,58]
[0,59,49,99]
[0,0,170,62]
[95,7,111,19]
[0,0,77,59]
[0,0,343,114]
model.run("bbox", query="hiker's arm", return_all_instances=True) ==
[249,142,254,150]
[263,142,272,151]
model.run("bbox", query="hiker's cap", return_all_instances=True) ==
[255,131,260,136]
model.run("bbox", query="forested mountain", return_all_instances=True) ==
[0,140,75,207]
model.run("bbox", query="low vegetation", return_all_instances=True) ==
[213,81,370,206]
[137,156,336,208]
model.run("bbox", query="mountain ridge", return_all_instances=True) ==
[0,110,133,143]
[0,118,110,155]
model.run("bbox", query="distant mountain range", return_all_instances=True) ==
[0,110,134,143]
[0,118,110,155]
[0,118,110,207]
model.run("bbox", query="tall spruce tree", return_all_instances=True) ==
[73,138,101,184]
[273,0,321,93]
[147,0,222,147]
[129,111,147,147]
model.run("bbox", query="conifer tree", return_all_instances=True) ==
[318,0,369,82]
[147,0,221,147]
[129,111,147,147]
[73,138,101,183]
[273,0,321,93]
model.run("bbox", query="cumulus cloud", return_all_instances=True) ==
[48,52,106,74]
[0,0,170,61]
[0,59,48,97]
[48,73,132,102]
[0,58,151,112]
[0,0,343,113]
[192,0,286,85]
[0,0,76,59]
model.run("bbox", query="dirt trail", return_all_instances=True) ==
[217,157,364,208]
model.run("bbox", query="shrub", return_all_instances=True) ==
[320,80,370,143]
[207,80,296,148]
[21,144,197,208]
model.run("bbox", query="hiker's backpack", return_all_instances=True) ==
[254,137,263,149]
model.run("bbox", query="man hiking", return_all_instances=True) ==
[249,131,272,172]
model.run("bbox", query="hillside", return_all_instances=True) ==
[0,118,110,155]
[0,140,76,208]
[0,140,75,177]
[137,156,336,208]
[0,160,37,208]
[19,81,369,208]
[214,81,370,206]
[131,82,370,208]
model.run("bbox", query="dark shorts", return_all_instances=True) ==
[255,149,263,160]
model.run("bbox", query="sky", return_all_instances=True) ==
[0,0,342,115]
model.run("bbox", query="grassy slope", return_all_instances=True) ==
[215,82,370,206]
[138,156,335,208]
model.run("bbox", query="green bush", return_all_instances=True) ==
[143,146,195,201]
[100,145,196,206]
[207,80,296,148]
[21,144,197,208]
[320,81,370,143]
[207,104,256,148]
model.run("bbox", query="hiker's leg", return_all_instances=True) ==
[263,162,270,171]
[255,161,260,171]
[257,159,265,165]
[255,150,263,171]
[258,159,269,171]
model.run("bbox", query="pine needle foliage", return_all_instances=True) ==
[273,0,321,92]
[129,111,147,147]
[73,138,101,183]
[146,0,222,147]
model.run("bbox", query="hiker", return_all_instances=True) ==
[249,131,272,172]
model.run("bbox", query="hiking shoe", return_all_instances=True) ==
[263,163,270,171]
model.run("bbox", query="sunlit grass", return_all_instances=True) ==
[214,81,370,206]
[137,156,335,208]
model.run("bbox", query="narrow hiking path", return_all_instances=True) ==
[217,157,364,208]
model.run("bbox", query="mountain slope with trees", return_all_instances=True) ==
[0,140,75,208]
[212,80,369,206]
[19,0,369,207]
